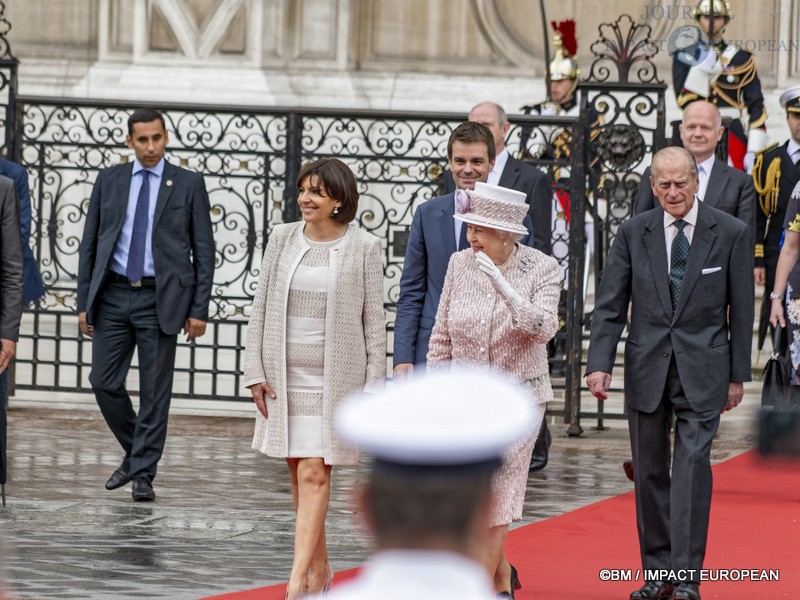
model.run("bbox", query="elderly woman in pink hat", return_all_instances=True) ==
[427,182,560,599]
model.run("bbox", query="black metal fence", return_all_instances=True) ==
[11,97,585,401]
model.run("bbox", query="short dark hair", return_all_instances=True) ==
[296,158,359,224]
[447,121,495,162]
[365,467,493,547]
[128,109,166,136]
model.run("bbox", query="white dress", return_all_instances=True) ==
[285,236,343,457]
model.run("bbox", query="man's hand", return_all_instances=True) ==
[723,381,744,413]
[586,371,612,400]
[78,312,93,337]
[754,268,766,286]
[0,339,15,375]
[183,318,207,342]
[248,381,276,418]
[393,363,414,380]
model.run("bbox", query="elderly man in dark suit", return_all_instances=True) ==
[78,109,215,502]
[393,121,533,379]
[626,99,757,482]
[634,101,756,244]
[586,147,753,600]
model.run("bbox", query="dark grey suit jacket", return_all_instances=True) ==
[586,202,753,413]
[0,176,23,341]
[442,154,553,255]
[77,161,215,336]
[633,159,756,246]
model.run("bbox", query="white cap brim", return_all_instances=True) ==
[336,368,535,466]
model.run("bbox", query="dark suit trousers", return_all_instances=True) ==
[628,357,720,580]
[90,282,178,481]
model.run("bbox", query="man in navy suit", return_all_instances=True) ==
[78,109,215,501]
[393,121,533,378]
[442,102,553,255]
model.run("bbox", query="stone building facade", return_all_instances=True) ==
[5,0,798,137]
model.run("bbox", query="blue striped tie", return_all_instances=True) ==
[126,170,151,283]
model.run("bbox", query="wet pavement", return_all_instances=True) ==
[0,371,763,599]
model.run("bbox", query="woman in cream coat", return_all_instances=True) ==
[244,158,386,599]
[428,182,560,599]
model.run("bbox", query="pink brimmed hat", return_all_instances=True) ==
[453,182,528,235]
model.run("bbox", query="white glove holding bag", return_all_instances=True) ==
[475,251,524,319]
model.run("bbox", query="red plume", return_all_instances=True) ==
[551,19,578,56]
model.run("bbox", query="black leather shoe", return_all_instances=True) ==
[529,422,551,472]
[630,580,673,600]
[131,478,155,502]
[623,459,635,482]
[105,459,131,490]
[671,582,700,600]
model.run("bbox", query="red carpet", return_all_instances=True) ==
[205,451,799,599]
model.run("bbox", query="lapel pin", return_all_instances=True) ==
[166,179,173,187]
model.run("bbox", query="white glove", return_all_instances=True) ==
[683,49,723,97]
[475,251,523,319]
[743,151,755,174]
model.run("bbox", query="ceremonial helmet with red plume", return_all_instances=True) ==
[550,19,579,81]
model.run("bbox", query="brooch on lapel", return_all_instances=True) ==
[166,179,173,187]
[519,255,536,273]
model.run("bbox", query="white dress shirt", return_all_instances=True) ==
[663,198,699,273]
[696,154,715,201]
[321,550,497,600]
[488,148,509,186]
[787,139,800,164]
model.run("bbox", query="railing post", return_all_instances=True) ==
[564,90,589,437]
[0,1,18,159]
[283,112,302,223]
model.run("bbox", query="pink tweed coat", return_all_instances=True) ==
[427,245,560,403]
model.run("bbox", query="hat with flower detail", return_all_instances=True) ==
[453,182,529,236]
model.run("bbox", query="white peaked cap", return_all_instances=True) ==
[336,368,534,467]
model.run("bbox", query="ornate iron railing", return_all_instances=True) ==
[564,14,668,433]
[12,96,583,404]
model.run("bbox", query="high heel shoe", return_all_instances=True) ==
[321,569,334,594]
[510,564,522,598]
[510,564,522,590]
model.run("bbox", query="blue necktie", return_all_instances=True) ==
[457,223,469,250]
[669,220,689,309]
[126,170,151,283]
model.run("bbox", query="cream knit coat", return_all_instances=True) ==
[244,222,387,465]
